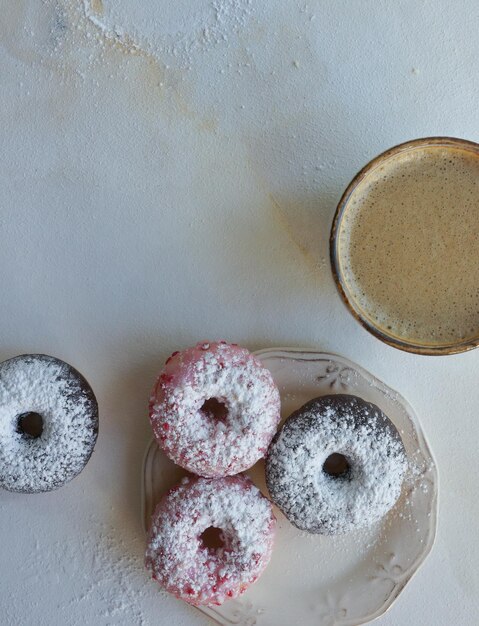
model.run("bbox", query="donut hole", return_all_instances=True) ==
[200,526,226,553]
[16,412,44,439]
[200,398,228,423]
[323,453,351,479]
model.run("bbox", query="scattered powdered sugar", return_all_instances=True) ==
[3,509,157,626]
[82,0,254,68]
[0,354,98,493]
[145,474,275,606]
[150,341,281,477]
[266,394,408,535]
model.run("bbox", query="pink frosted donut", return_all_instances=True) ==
[145,474,276,606]
[149,341,281,477]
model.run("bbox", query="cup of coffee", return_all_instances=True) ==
[330,137,479,355]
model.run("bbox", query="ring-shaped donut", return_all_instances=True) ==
[149,342,280,477]
[266,394,407,534]
[145,474,276,605]
[0,354,98,493]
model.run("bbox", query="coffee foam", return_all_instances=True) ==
[337,145,479,346]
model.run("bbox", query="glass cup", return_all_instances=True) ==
[330,137,479,355]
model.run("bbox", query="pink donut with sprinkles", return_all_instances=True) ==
[149,341,281,477]
[145,474,276,606]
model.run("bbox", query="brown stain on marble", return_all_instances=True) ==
[198,117,219,133]
[0,1,94,125]
[90,0,104,15]
[269,193,319,275]
[0,1,68,69]
[140,68,215,130]
[0,3,30,64]
[129,55,206,125]
[83,9,217,131]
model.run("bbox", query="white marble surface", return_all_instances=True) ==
[0,1,478,624]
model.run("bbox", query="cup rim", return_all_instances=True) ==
[330,136,479,356]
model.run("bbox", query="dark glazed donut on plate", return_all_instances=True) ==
[0,354,98,493]
[266,394,407,535]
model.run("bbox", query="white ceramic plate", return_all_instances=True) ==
[142,349,438,626]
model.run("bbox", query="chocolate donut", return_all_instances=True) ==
[266,394,407,534]
[0,354,98,493]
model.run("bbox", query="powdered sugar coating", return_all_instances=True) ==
[145,474,276,606]
[149,342,281,477]
[266,395,408,535]
[0,354,98,493]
